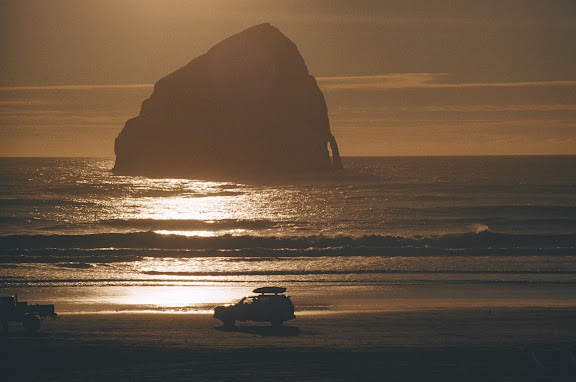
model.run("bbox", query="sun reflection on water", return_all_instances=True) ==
[130,196,239,221]
[100,178,294,232]
[114,286,245,309]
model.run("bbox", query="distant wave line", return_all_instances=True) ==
[1,248,574,264]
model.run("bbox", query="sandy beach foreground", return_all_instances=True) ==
[2,308,576,381]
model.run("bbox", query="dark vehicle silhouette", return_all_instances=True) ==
[214,287,295,327]
[1,295,57,333]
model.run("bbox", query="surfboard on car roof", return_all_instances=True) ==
[252,287,287,295]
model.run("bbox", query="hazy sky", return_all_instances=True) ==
[1,0,575,156]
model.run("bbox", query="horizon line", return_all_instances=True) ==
[2,154,576,159]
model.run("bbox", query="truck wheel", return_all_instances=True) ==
[23,314,41,332]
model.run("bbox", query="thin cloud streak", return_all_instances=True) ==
[332,104,576,114]
[2,75,575,92]
[0,84,154,91]
[318,74,576,90]
[421,104,576,112]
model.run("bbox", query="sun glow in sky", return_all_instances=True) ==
[1,0,575,156]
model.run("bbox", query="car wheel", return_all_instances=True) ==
[222,319,235,327]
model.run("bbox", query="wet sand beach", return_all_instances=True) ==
[2,308,576,381]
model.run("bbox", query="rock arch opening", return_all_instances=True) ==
[328,134,343,170]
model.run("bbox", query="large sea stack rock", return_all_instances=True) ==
[114,23,343,177]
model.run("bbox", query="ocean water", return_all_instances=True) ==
[1,156,575,313]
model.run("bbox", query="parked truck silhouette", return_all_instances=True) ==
[1,295,57,333]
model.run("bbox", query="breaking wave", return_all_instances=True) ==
[0,231,574,263]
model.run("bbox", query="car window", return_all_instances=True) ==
[258,296,271,304]
[242,297,253,305]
